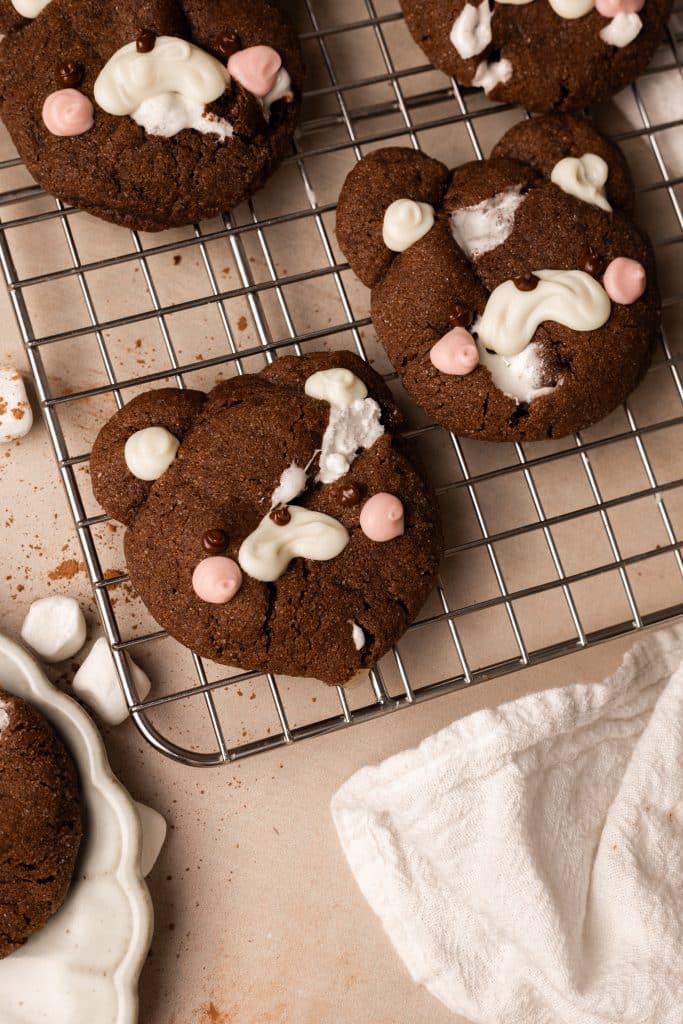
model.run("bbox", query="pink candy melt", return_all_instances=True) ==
[192,556,243,604]
[595,0,643,15]
[42,89,94,137]
[360,493,405,543]
[430,327,479,376]
[602,257,646,305]
[228,45,282,98]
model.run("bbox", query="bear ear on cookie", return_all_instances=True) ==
[492,114,635,216]
[90,388,206,527]
[336,147,451,288]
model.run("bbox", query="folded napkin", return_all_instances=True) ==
[331,624,683,1024]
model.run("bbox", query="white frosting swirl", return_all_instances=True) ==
[238,506,349,582]
[383,199,435,252]
[450,1,492,60]
[474,269,611,357]
[551,154,612,211]
[94,37,229,118]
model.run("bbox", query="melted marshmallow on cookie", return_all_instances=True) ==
[305,368,384,485]
[94,37,233,140]
[450,186,525,259]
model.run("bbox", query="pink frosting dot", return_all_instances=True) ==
[595,0,643,15]
[602,257,646,305]
[430,327,480,376]
[228,45,282,98]
[192,556,243,604]
[42,89,94,137]
[360,493,405,543]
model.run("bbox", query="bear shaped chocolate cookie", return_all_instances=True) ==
[336,115,660,442]
[0,0,303,230]
[90,352,443,686]
[400,0,672,111]
[0,690,82,958]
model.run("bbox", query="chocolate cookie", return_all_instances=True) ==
[336,115,660,442]
[0,0,303,230]
[90,352,443,686]
[400,0,672,111]
[0,690,82,958]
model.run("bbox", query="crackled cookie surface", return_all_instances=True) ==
[400,0,672,111]
[0,690,82,958]
[0,0,303,230]
[90,352,443,686]
[337,115,660,442]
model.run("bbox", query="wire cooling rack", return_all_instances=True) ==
[0,0,682,766]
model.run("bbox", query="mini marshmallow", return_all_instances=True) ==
[0,369,33,442]
[72,637,151,726]
[21,596,87,663]
[134,801,168,877]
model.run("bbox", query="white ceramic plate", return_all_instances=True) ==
[0,632,153,1024]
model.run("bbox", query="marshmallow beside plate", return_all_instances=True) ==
[73,637,151,726]
[21,596,87,663]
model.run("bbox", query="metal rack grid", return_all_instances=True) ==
[0,0,682,766]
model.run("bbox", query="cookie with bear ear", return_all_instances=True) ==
[336,114,660,443]
[400,0,672,112]
[90,352,443,687]
[0,0,303,230]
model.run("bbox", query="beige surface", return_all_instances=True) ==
[0,2,682,1017]
[0,282,671,1023]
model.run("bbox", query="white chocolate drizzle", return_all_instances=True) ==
[450,1,492,60]
[450,186,525,259]
[305,369,384,485]
[382,199,435,253]
[238,505,349,582]
[550,153,611,211]
[94,37,229,123]
[600,11,643,46]
[474,269,611,357]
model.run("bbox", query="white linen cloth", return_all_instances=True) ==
[331,624,683,1024]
